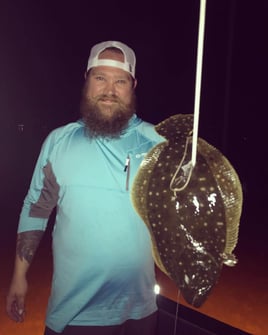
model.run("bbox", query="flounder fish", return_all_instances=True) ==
[131,114,243,307]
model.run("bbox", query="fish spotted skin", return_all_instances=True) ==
[131,114,243,307]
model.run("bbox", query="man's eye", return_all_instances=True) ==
[95,76,104,81]
[116,79,127,85]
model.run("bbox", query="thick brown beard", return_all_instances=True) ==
[80,89,136,139]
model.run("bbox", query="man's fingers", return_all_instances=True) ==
[7,296,25,322]
[17,295,25,313]
[13,300,25,322]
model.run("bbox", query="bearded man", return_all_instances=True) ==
[6,41,164,335]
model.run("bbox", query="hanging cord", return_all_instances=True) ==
[169,0,207,196]
[171,2,207,334]
[173,288,181,335]
[192,0,207,167]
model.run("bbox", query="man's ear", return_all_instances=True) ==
[84,70,89,80]
[133,79,137,89]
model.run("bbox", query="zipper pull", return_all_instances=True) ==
[124,156,130,172]
[124,155,130,191]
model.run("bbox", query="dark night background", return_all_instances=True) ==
[0,0,267,329]
[1,0,267,240]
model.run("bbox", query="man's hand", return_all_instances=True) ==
[6,275,28,322]
[6,230,44,322]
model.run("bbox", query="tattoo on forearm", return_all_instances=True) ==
[17,231,44,264]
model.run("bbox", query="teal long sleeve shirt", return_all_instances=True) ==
[18,114,165,332]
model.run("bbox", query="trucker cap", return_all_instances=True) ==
[86,41,136,78]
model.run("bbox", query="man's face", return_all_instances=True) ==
[80,49,137,138]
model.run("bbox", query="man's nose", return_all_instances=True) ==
[103,81,116,95]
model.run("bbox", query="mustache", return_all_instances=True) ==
[94,94,121,103]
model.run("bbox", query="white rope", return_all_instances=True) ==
[171,3,207,333]
[191,0,207,167]
[169,0,207,194]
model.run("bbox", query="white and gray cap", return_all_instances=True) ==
[86,41,136,78]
